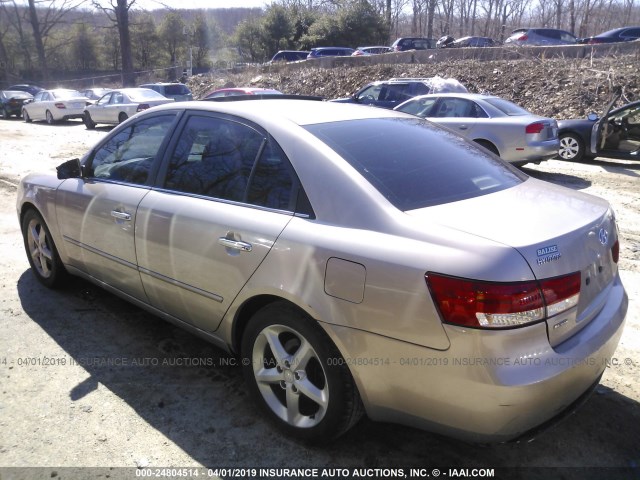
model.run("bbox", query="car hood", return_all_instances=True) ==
[406,177,618,345]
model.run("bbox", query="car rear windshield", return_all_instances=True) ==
[131,89,166,100]
[483,97,530,115]
[164,85,191,95]
[305,118,525,210]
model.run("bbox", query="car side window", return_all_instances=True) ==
[357,85,383,101]
[164,116,264,202]
[247,141,298,211]
[433,98,476,118]
[88,114,176,184]
[97,93,112,106]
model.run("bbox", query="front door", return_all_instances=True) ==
[55,112,179,300]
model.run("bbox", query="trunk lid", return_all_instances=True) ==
[407,177,619,346]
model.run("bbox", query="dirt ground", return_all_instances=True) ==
[0,115,639,479]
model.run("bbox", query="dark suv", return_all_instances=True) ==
[391,37,437,51]
[138,83,193,102]
[331,77,467,109]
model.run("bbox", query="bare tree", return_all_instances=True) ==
[24,0,87,80]
[93,0,135,86]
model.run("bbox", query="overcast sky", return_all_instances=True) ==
[134,0,270,9]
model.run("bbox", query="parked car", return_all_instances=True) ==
[80,88,113,101]
[580,26,640,44]
[1,90,33,119]
[138,82,193,102]
[557,94,640,162]
[394,92,559,165]
[307,47,355,58]
[22,89,89,124]
[204,87,283,99]
[8,84,44,96]
[83,88,174,129]
[331,77,467,109]
[505,28,578,46]
[352,46,393,56]
[18,98,627,443]
[269,50,310,62]
[391,37,437,51]
[450,36,497,47]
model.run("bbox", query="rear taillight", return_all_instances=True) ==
[518,34,528,41]
[426,272,581,329]
[525,122,545,134]
[54,102,66,109]
[136,103,150,112]
[612,239,619,263]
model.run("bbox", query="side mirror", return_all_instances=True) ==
[57,158,82,179]
[587,112,599,121]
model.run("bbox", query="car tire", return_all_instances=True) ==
[1,107,9,119]
[241,301,364,443]
[23,109,32,123]
[45,110,55,125]
[558,133,584,162]
[83,112,96,130]
[118,112,128,124]
[21,209,68,289]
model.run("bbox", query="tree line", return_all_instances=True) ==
[1,0,639,87]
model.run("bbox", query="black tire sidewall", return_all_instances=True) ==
[21,210,66,288]
[241,302,359,443]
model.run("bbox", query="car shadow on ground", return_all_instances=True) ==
[16,270,640,471]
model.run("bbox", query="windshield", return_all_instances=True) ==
[483,97,530,116]
[305,118,525,210]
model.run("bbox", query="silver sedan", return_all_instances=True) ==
[83,88,173,129]
[17,99,627,443]
[394,92,559,165]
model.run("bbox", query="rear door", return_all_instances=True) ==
[135,113,298,332]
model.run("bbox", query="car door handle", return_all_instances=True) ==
[111,210,131,221]
[218,237,252,252]
[458,125,468,130]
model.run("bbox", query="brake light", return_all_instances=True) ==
[136,103,150,112]
[54,102,66,109]
[426,272,581,329]
[525,122,545,134]
[518,34,528,41]
[612,239,619,263]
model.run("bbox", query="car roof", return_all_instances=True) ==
[405,92,495,101]
[149,99,405,126]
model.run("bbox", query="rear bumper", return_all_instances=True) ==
[506,139,559,163]
[320,272,627,442]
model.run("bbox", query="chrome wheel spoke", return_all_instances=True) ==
[255,366,284,385]
[285,387,304,425]
[262,327,289,366]
[291,338,315,370]
[296,377,328,410]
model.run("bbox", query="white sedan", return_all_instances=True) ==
[83,88,174,129]
[22,89,88,124]
[394,92,559,165]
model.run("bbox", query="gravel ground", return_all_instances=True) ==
[0,118,638,480]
